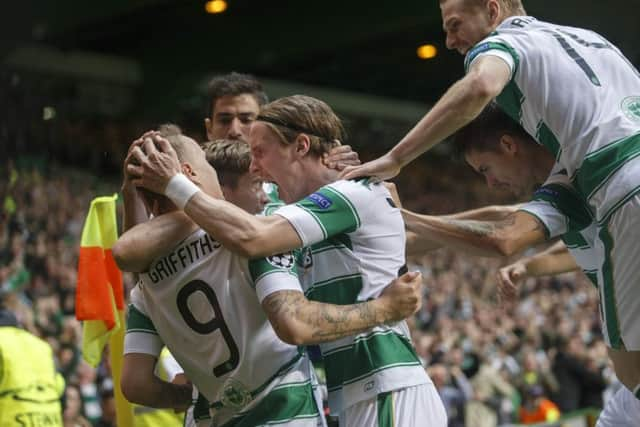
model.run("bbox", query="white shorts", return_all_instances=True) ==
[596,193,640,350]
[339,383,446,427]
[596,386,640,427]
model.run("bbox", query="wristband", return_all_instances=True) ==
[164,174,200,209]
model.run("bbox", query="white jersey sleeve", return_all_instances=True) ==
[124,285,164,356]
[157,349,184,382]
[466,16,640,222]
[519,174,592,239]
[465,35,517,78]
[274,179,376,246]
[248,252,304,303]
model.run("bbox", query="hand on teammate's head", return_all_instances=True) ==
[126,133,182,195]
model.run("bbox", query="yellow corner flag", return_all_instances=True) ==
[76,194,133,427]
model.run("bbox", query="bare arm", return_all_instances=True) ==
[121,186,149,234]
[121,353,192,411]
[262,272,422,346]
[402,209,547,258]
[404,205,520,256]
[183,192,302,258]
[122,136,153,233]
[496,241,579,302]
[342,55,511,181]
[127,135,303,258]
[520,241,578,277]
[112,212,198,273]
[445,204,521,221]
[406,230,442,256]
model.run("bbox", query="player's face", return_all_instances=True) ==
[465,145,536,198]
[248,122,299,203]
[206,94,260,141]
[441,0,494,55]
[222,172,268,215]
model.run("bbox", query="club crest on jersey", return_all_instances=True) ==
[267,252,295,269]
[306,192,333,209]
[621,96,640,123]
[220,378,251,410]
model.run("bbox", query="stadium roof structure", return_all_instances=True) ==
[2,0,639,110]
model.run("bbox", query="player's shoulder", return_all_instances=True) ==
[323,177,380,195]
[466,16,544,58]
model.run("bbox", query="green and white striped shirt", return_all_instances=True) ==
[466,16,640,222]
[520,174,599,286]
[275,179,430,414]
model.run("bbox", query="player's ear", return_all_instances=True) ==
[295,134,311,157]
[499,134,518,156]
[205,118,214,141]
[182,162,195,177]
[487,0,500,23]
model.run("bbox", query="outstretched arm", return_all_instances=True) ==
[402,209,546,258]
[404,204,521,256]
[126,135,302,258]
[183,192,302,258]
[497,241,579,301]
[262,271,423,346]
[341,55,511,181]
[445,204,521,221]
[112,212,198,272]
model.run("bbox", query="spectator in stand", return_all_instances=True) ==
[62,383,92,427]
[552,335,607,412]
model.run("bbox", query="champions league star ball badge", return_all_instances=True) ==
[267,252,295,269]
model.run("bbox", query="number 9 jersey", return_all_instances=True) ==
[125,228,324,427]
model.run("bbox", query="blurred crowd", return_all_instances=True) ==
[0,147,619,426]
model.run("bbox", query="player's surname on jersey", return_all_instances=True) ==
[147,233,222,283]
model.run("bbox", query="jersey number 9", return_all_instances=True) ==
[177,280,240,377]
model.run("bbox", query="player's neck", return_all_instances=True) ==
[281,160,338,203]
[303,162,339,193]
[530,146,555,183]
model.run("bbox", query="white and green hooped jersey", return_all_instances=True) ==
[519,174,599,286]
[125,228,322,427]
[275,179,431,414]
[466,16,640,222]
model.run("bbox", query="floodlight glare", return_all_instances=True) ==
[205,0,228,14]
[417,44,438,59]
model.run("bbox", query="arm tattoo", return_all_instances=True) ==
[264,291,381,344]
[440,218,498,237]
[441,214,521,238]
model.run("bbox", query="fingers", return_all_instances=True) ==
[126,162,144,180]
[324,146,361,171]
[399,270,421,283]
[340,165,363,180]
[142,137,158,156]
[496,268,518,304]
[339,165,356,179]
[328,145,351,155]
[152,134,176,155]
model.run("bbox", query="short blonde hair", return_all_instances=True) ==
[202,139,251,188]
[257,95,344,157]
[440,0,526,16]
